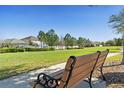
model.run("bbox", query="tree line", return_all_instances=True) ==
[37,29,122,49]
[37,29,94,49]
[94,38,122,46]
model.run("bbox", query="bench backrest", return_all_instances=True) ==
[58,51,100,88]
[58,49,109,88]
[95,49,109,69]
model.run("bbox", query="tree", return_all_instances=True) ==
[29,39,33,46]
[100,42,105,46]
[108,9,124,64]
[37,31,46,48]
[105,40,115,46]
[64,33,72,48]
[45,29,59,48]
[77,37,85,48]
[84,39,93,47]
[94,41,100,47]
[113,38,122,46]
[70,37,77,47]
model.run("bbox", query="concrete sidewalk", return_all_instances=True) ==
[0,52,120,88]
[107,52,121,57]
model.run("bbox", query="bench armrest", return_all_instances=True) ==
[34,73,61,88]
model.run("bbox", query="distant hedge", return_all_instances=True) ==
[0,48,55,53]
[25,48,55,52]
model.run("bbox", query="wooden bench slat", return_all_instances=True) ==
[67,69,91,87]
[74,52,99,68]
[71,60,96,78]
[97,57,107,63]
[74,57,98,69]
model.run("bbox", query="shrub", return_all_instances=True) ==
[0,48,55,53]
[0,48,17,53]
[25,48,55,52]
[17,48,25,52]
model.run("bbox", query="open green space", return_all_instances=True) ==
[0,46,122,79]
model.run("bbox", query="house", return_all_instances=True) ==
[10,39,28,48]
[1,39,28,48]
[21,36,38,43]
[21,36,47,48]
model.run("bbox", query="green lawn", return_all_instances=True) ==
[0,46,122,79]
[106,54,122,62]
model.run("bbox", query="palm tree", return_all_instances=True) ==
[108,9,124,64]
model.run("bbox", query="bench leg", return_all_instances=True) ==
[88,71,94,88]
[33,80,40,88]
[88,77,93,88]
[84,78,93,88]
[100,67,106,81]
[33,81,39,88]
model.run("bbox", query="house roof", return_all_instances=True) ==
[3,39,27,44]
[21,36,39,42]
[11,39,27,44]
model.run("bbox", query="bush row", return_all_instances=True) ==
[25,48,55,52]
[0,48,55,53]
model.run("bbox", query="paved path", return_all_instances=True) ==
[107,52,121,57]
[0,52,121,88]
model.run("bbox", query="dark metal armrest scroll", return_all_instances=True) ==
[33,73,61,88]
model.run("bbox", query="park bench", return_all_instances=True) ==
[32,49,109,88]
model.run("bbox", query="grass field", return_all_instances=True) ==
[106,54,122,62]
[0,46,122,79]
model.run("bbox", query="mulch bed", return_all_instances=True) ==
[93,61,124,88]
